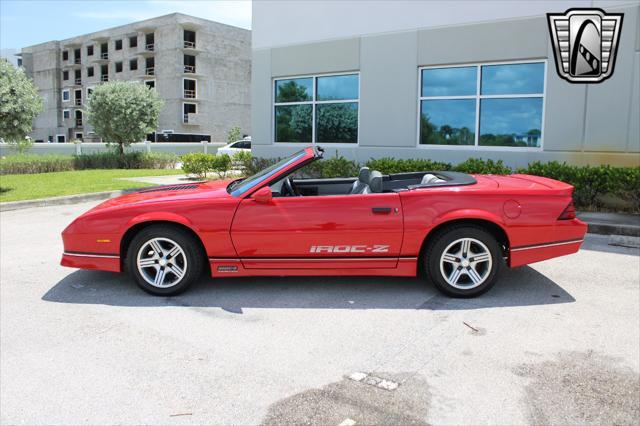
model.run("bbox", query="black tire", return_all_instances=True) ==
[425,225,502,298]
[126,224,203,296]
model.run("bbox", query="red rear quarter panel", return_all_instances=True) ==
[400,174,587,267]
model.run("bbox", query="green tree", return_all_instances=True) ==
[227,126,241,144]
[0,60,43,142]
[87,81,163,154]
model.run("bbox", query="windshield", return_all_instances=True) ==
[228,149,308,197]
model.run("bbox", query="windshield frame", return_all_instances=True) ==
[228,148,314,197]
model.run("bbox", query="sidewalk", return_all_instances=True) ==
[577,212,640,237]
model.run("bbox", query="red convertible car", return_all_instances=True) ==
[61,146,587,297]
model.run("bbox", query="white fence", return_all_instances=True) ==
[0,141,225,157]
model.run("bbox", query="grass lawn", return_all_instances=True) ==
[0,169,183,202]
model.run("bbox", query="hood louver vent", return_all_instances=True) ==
[138,184,199,193]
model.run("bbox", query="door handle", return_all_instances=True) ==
[372,207,392,214]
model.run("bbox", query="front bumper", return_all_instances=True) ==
[61,252,121,272]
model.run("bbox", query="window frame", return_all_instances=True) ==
[272,71,361,146]
[61,89,70,102]
[62,109,70,120]
[115,39,123,51]
[182,77,197,99]
[416,59,547,152]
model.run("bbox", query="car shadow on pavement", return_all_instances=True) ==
[43,265,574,312]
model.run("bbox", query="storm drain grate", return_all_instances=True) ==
[347,372,399,391]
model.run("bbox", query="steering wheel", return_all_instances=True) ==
[282,177,298,197]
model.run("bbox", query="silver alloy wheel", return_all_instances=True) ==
[439,237,492,290]
[136,237,188,288]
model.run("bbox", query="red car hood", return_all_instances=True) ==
[88,179,235,212]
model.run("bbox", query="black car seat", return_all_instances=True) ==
[349,167,371,194]
[368,171,383,193]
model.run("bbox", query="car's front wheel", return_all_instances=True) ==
[127,225,203,296]
[425,226,502,298]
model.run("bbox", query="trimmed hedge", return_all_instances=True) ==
[239,154,639,212]
[0,155,75,175]
[74,152,177,170]
[0,152,178,175]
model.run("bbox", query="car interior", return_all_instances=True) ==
[269,166,476,197]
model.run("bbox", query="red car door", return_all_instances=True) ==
[230,193,404,269]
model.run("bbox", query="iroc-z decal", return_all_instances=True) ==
[310,245,390,253]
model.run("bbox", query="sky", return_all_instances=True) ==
[0,0,252,50]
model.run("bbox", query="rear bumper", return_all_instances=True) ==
[509,219,588,267]
[61,252,121,273]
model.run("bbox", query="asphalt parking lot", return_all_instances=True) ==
[1,201,639,425]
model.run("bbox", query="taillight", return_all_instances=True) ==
[558,201,576,220]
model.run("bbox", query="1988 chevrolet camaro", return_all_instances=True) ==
[61,146,587,297]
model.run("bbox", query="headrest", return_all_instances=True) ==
[369,171,383,193]
[358,167,370,183]
[421,173,446,185]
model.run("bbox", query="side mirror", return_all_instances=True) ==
[252,186,273,204]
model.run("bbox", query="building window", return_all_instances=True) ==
[115,61,123,73]
[274,73,359,144]
[62,89,70,102]
[62,109,70,120]
[145,80,155,89]
[183,103,197,123]
[74,132,83,141]
[129,58,138,71]
[17,58,22,67]
[87,45,94,56]
[62,50,68,61]
[87,66,94,77]
[62,70,69,81]
[115,39,122,50]
[183,78,196,98]
[184,54,196,73]
[86,87,94,99]
[129,35,138,48]
[74,48,81,64]
[56,134,66,143]
[419,61,545,148]
[184,29,196,48]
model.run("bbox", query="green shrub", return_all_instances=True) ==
[73,151,177,170]
[365,157,452,174]
[454,158,511,175]
[181,153,213,178]
[319,154,360,178]
[210,154,232,179]
[181,153,232,179]
[0,155,75,175]
[227,126,242,145]
[232,150,252,171]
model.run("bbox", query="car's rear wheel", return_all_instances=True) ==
[127,225,203,296]
[425,226,501,297]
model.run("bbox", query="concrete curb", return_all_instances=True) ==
[0,189,138,212]
[586,222,640,238]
